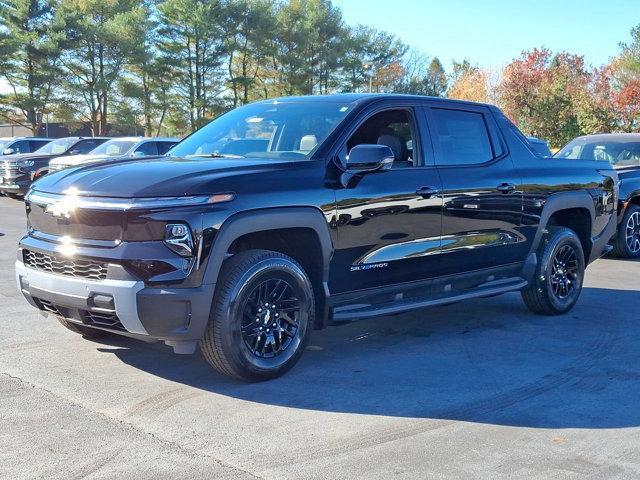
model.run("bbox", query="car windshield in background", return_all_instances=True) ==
[167,101,353,160]
[556,138,640,167]
[89,139,137,156]
[35,138,76,155]
[0,140,8,150]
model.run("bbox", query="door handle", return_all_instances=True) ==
[496,183,516,193]
[416,186,440,198]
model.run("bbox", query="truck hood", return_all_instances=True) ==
[49,154,110,167]
[31,155,295,197]
[1,152,56,163]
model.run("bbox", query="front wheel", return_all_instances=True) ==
[521,227,585,315]
[200,249,314,382]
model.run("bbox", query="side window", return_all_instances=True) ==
[156,142,176,155]
[431,108,493,166]
[347,109,418,168]
[30,140,49,151]
[74,139,103,154]
[134,141,158,156]
[13,140,31,153]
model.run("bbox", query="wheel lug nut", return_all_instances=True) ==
[265,303,269,306]
[275,313,279,317]
[266,329,270,332]
[271,304,275,308]
[258,308,262,312]
[272,323,276,327]
[259,327,263,331]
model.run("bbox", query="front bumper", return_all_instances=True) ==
[0,175,29,194]
[15,259,214,353]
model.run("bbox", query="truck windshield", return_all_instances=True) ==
[89,139,138,156]
[35,138,77,155]
[167,101,353,160]
[556,137,640,167]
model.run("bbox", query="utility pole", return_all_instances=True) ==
[363,62,375,93]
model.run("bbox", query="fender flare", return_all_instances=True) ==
[201,207,334,291]
[528,190,596,258]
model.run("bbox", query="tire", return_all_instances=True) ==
[611,204,640,259]
[521,227,585,315]
[57,317,110,339]
[200,249,314,382]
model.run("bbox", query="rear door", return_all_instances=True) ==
[425,103,524,275]
[330,101,443,294]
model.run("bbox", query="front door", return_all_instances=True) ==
[330,106,443,294]
[425,104,524,276]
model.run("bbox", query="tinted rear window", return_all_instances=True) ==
[431,109,493,166]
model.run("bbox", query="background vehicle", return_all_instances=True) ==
[556,133,640,258]
[527,136,552,157]
[16,94,617,381]
[0,137,51,156]
[48,137,180,172]
[0,137,109,196]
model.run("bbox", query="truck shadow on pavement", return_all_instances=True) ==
[99,286,640,428]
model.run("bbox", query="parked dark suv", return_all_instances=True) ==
[0,136,109,196]
[16,94,617,381]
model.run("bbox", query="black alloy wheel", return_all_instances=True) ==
[522,227,585,315]
[200,249,314,382]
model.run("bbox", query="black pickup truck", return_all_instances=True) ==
[556,133,640,258]
[15,94,618,381]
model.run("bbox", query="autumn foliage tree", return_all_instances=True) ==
[447,60,488,103]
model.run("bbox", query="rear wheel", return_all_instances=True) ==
[57,317,110,339]
[522,227,585,315]
[200,249,314,382]
[612,205,640,259]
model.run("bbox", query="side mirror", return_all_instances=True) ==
[2,148,15,155]
[346,144,394,173]
[132,150,146,157]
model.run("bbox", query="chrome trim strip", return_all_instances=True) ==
[26,191,233,211]
[29,229,121,248]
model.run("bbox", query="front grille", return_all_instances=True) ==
[2,161,20,179]
[83,310,125,331]
[23,250,108,280]
[37,299,62,316]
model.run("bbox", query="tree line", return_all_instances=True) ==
[0,0,639,147]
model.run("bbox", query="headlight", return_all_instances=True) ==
[22,161,35,167]
[164,223,194,257]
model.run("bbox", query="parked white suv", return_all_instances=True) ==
[48,137,180,172]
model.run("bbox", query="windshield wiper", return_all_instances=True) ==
[187,153,245,159]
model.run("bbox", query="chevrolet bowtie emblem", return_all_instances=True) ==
[44,201,73,219]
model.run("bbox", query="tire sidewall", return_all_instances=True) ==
[216,256,314,380]
[538,229,585,314]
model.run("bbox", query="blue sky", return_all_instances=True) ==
[333,0,638,71]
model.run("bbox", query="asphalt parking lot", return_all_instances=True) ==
[1,195,639,480]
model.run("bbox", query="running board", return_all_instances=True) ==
[331,278,528,323]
